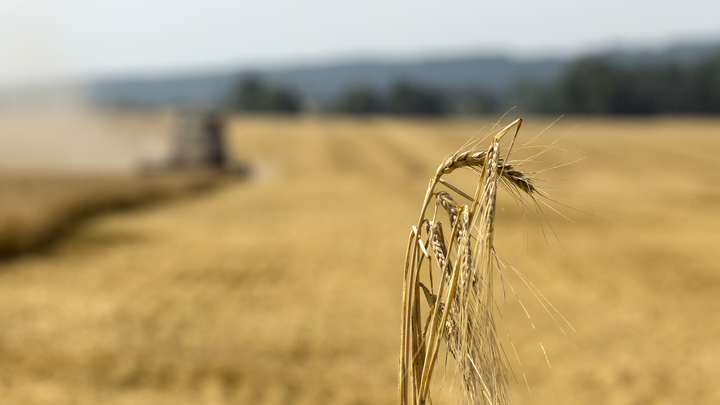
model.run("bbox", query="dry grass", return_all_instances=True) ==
[0,115,718,404]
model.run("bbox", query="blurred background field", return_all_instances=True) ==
[0,110,229,258]
[0,171,225,257]
[1,1,720,404]
[0,114,718,404]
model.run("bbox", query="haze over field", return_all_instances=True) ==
[2,0,719,115]
[2,0,720,87]
[0,109,173,173]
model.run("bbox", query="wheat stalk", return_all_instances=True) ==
[399,118,540,405]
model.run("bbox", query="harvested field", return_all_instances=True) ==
[0,115,718,404]
[0,172,227,257]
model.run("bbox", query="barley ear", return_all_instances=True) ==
[399,119,534,405]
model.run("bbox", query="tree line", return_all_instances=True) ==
[229,54,720,115]
[547,55,720,114]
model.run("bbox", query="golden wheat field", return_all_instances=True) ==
[0,114,718,404]
[0,172,226,258]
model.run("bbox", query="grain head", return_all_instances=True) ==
[399,119,545,405]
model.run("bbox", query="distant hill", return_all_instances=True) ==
[4,39,720,110]
[88,56,567,109]
[600,41,720,66]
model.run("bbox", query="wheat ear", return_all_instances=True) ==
[399,119,537,405]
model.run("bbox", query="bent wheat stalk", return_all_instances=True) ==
[399,119,540,405]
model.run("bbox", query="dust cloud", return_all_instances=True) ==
[0,107,174,174]
[0,5,173,174]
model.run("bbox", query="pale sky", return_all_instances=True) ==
[1,0,719,86]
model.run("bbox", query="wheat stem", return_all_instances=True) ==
[399,118,541,405]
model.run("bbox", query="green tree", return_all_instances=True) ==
[339,86,383,114]
[689,56,720,113]
[556,58,621,114]
[230,76,300,113]
[453,90,499,115]
[388,81,445,115]
[508,80,557,113]
[654,65,693,113]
